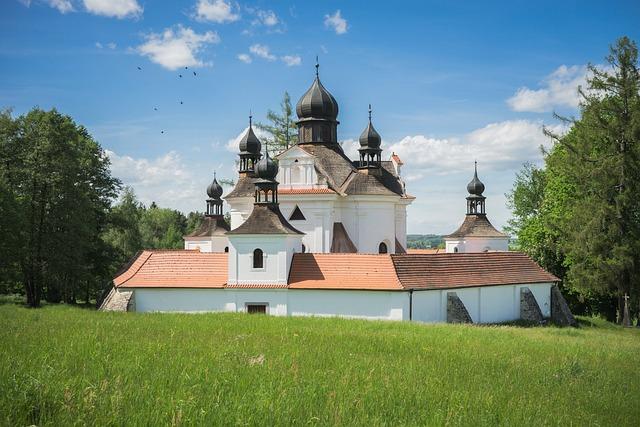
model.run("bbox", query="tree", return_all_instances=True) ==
[255,91,298,154]
[0,108,120,307]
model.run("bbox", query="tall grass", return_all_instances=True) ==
[1,305,638,426]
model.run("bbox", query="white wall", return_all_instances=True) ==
[288,290,408,320]
[445,236,509,253]
[227,235,302,285]
[411,282,552,323]
[184,236,229,253]
[133,288,232,313]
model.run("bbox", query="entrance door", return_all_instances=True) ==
[247,304,267,314]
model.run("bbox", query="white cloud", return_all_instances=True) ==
[107,42,117,49]
[387,120,564,174]
[95,42,103,49]
[249,44,276,61]
[256,9,278,26]
[281,55,301,67]
[324,10,347,35]
[48,0,74,13]
[83,0,142,19]
[194,0,240,23]
[237,53,252,64]
[507,65,587,112]
[136,25,220,70]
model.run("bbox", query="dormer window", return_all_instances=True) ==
[253,248,264,269]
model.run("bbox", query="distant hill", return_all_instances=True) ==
[407,234,444,249]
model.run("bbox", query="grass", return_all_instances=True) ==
[1,305,639,426]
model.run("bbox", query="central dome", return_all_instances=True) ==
[296,76,339,121]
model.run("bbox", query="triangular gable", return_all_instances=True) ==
[275,144,315,161]
[289,205,306,221]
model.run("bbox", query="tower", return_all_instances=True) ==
[443,163,509,253]
[238,115,262,175]
[357,105,382,169]
[226,149,303,286]
[295,59,340,145]
[183,173,230,253]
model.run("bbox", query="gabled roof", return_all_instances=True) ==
[226,204,304,235]
[184,216,229,238]
[390,252,558,289]
[444,214,508,238]
[288,253,403,290]
[225,175,258,199]
[114,250,228,288]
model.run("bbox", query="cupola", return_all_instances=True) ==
[238,114,262,174]
[253,150,279,205]
[357,105,382,168]
[466,161,486,215]
[295,59,340,145]
[205,173,224,217]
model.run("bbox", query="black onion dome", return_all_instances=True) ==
[239,125,262,155]
[296,76,339,120]
[359,118,381,150]
[255,151,278,180]
[467,163,485,195]
[207,175,223,199]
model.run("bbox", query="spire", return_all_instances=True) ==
[466,162,486,215]
[238,112,262,174]
[315,55,319,78]
[368,103,372,123]
[206,171,224,216]
[249,110,252,127]
[358,104,382,169]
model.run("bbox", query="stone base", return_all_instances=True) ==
[447,292,473,323]
[550,285,577,327]
[520,287,544,322]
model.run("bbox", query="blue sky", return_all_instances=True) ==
[2,0,639,234]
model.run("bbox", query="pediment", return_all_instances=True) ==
[276,145,315,161]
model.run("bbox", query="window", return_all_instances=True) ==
[289,205,306,221]
[224,246,229,253]
[378,242,388,254]
[247,304,267,314]
[453,247,459,253]
[301,244,306,253]
[253,248,263,269]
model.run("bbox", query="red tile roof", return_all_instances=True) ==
[390,252,559,289]
[288,253,403,290]
[407,248,444,254]
[114,250,227,288]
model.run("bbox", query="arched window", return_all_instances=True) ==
[224,246,229,253]
[378,242,388,254]
[453,247,459,253]
[253,248,263,269]
[301,244,306,253]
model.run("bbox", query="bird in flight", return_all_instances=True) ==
[179,74,183,78]
[154,107,158,111]
[180,101,183,105]
[137,66,142,70]
[161,130,165,134]
[193,71,197,76]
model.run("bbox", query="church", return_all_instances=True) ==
[101,65,572,324]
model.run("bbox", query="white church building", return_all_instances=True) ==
[101,65,572,324]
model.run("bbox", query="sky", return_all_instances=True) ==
[1,0,639,234]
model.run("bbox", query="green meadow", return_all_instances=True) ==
[1,304,638,426]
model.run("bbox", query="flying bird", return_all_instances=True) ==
[179,74,183,78]
[153,107,158,111]
[185,66,188,70]
[161,130,164,134]
[193,71,197,76]
[137,66,142,70]
[180,101,183,105]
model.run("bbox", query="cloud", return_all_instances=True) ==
[324,10,347,35]
[387,120,564,175]
[249,44,276,61]
[194,0,240,23]
[136,25,220,70]
[255,9,278,26]
[95,41,117,49]
[237,53,252,64]
[281,55,301,67]
[48,0,74,13]
[507,65,587,113]
[83,0,142,19]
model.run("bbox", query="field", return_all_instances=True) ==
[1,305,639,426]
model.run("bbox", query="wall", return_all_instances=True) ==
[184,236,229,253]
[288,290,408,320]
[227,235,302,285]
[411,282,552,323]
[445,236,509,253]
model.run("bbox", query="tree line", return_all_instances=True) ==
[507,37,640,324]
[0,108,207,307]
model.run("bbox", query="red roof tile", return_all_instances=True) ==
[288,253,403,290]
[278,187,336,194]
[391,252,559,289]
[114,250,227,288]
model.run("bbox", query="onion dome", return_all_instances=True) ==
[359,105,381,149]
[296,61,339,121]
[255,150,278,180]
[206,174,223,199]
[467,161,485,195]
[239,115,262,155]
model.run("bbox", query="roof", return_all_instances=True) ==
[444,214,508,238]
[225,175,258,199]
[184,216,229,238]
[390,252,559,289]
[391,153,404,165]
[288,254,403,290]
[278,187,335,195]
[341,166,404,196]
[296,76,339,121]
[226,204,304,235]
[407,248,444,254]
[114,250,228,288]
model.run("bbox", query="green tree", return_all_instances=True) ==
[139,204,187,249]
[256,91,298,154]
[0,108,120,307]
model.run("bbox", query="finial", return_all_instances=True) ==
[474,160,478,175]
[315,55,319,77]
[214,171,216,179]
[249,110,253,127]
[368,104,372,123]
